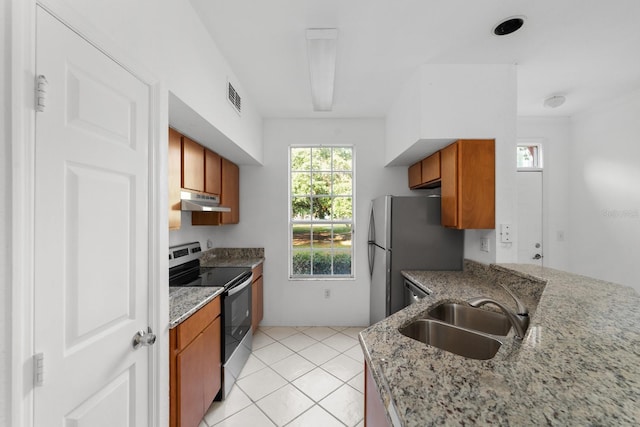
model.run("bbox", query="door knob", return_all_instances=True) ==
[532,253,542,260]
[132,327,157,349]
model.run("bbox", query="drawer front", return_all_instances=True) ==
[176,296,221,351]
[252,262,263,280]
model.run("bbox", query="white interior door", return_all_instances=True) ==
[34,7,152,425]
[517,171,543,265]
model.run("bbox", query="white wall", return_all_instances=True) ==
[46,0,263,163]
[568,89,640,291]
[386,64,518,265]
[169,212,224,249]
[517,117,571,271]
[1,0,10,423]
[212,119,411,326]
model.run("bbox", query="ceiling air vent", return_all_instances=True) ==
[227,82,241,115]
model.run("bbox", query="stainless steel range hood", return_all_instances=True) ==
[180,190,231,212]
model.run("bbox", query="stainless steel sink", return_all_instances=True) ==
[399,319,502,360]
[427,302,512,336]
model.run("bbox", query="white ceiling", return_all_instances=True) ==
[191,0,640,119]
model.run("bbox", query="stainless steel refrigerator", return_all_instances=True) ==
[368,195,464,325]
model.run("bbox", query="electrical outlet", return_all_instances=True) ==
[324,289,331,299]
[480,237,490,252]
[500,224,512,243]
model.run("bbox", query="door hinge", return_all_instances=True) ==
[33,352,44,387]
[35,75,48,112]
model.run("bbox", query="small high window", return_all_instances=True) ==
[517,143,543,169]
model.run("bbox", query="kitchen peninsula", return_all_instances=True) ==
[360,261,640,426]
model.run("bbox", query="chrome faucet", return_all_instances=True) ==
[467,285,530,339]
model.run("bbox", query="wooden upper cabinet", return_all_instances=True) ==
[181,136,205,192]
[408,162,422,188]
[409,152,440,189]
[421,152,440,184]
[168,128,182,230]
[440,143,458,228]
[441,139,495,229]
[204,149,222,195]
[192,156,240,226]
[220,158,240,224]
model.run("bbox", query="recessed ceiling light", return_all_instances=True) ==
[543,95,566,109]
[493,16,525,36]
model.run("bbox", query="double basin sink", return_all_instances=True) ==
[399,302,512,360]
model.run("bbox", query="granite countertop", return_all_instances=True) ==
[200,247,265,269]
[359,261,640,426]
[169,248,265,329]
[169,286,224,328]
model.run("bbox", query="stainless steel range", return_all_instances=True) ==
[169,242,253,399]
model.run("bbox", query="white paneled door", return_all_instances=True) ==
[517,171,543,266]
[34,7,152,426]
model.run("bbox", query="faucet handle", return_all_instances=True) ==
[499,284,528,316]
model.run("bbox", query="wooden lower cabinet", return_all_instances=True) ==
[170,297,221,427]
[365,361,390,427]
[251,262,264,332]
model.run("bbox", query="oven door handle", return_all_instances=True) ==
[226,275,253,296]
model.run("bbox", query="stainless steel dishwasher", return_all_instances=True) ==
[404,278,430,307]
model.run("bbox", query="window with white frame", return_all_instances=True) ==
[517,143,543,169]
[289,146,354,278]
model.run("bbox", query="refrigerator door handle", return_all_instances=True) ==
[368,202,376,243]
[368,242,375,277]
[368,202,376,277]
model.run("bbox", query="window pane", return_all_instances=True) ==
[333,147,352,171]
[311,173,332,195]
[333,198,352,220]
[292,250,311,275]
[311,224,331,248]
[333,249,352,275]
[291,148,311,171]
[517,145,541,168]
[292,224,311,247]
[312,147,332,171]
[312,197,332,220]
[333,172,352,195]
[312,250,332,275]
[291,172,311,196]
[332,224,352,248]
[291,197,311,220]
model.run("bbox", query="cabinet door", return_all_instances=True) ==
[177,335,205,427]
[365,362,390,427]
[440,143,458,228]
[168,128,182,230]
[251,275,264,332]
[202,316,222,408]
[220,158,240,224]
[458,139,495,229]
[205,149,222,195]
[421,152,440,184]
[408,161,422,188]
[182,136,205,192]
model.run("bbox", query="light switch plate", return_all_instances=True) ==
[480,237,490,252]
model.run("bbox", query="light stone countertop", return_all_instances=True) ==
[169,286,224,328]
[169,248,264,328]
[200,247,265,269]
[359,261,640,426]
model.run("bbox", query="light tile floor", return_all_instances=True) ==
[201,326,366,427]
